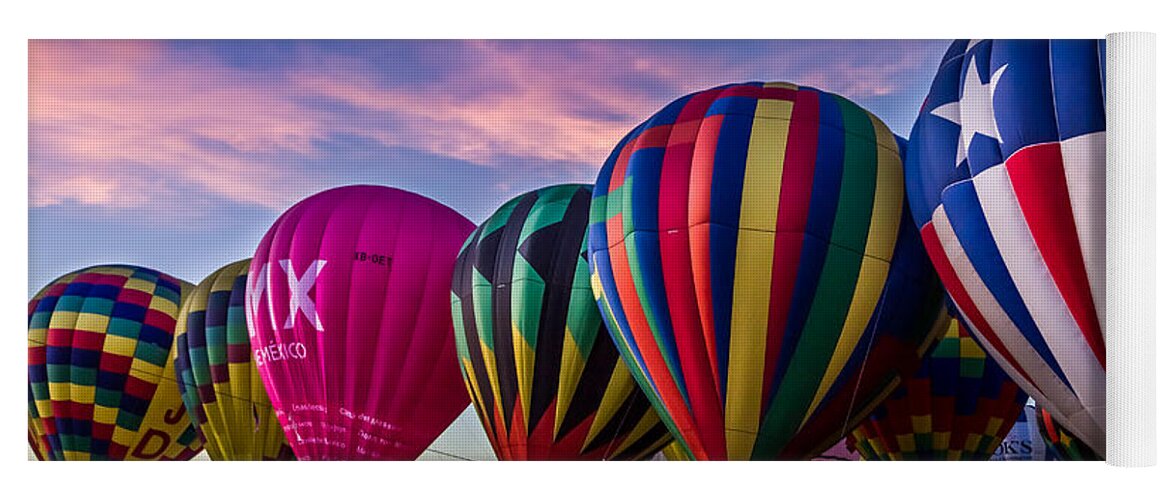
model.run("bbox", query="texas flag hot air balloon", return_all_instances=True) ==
[247,185,475,460]
[903,39,1106,457]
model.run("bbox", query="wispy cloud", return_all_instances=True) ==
[30,40,332,213]
[29,40,946,217]
[293,41,658,168]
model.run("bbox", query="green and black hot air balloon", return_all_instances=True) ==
[452,184,672,460]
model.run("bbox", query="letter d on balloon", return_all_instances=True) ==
[130,429,171,460]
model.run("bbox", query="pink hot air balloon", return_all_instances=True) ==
[247,185,475,460]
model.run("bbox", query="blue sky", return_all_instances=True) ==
[29,39,951,296]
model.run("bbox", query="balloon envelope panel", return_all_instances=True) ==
[903,39,1106,456]
[29,416,50,460]
[1038,406,1100,460]
[248,185,474,460]
[587,82,946,460]
[452,184,672,460]
[28,265,202,460]
[660,440,691,461]
[174,259,294,460]
[848,318,1027,460]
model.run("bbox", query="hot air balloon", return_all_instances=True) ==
[587,82,948,460]
[247,185,474,460]
[452,184,672,460]
[174,259,294,460]
[903,39,1106,456]
[848,318,1027,460]
[28,265,202,460]
[1038,406,1099,460]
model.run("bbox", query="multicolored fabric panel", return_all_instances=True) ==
[660,440,689,461]
[452,184,672,460]
[174,259,294,460]
[1038,406,1099,460]
[28,265,202,460]
[587,82,947,460]
[904,40,1106,457]
[29,416,50,460]
[848,318,1027,460]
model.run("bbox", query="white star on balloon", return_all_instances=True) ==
[929,57,1008,168]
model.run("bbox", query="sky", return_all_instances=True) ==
[27,39,953,460]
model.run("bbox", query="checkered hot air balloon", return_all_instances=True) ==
[28,265,203,460]
[587,82,949,460]
[173,259,294,460]
[903,39,1106,457]
[847,317,1028,460]
[452,184,673,460]
[247,185,474,460]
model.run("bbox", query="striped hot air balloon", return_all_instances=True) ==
[28,265,202,460]
[904,39,1105,457]
[174,259,294,460]
[587,82,948,460]
[848,317,1027,460]
[452,184,672,460]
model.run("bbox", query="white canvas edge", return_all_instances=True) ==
[1106,31,1157,467]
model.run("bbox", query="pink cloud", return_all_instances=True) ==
[789,42,930,98]
[29,40,941,216]
[29,40,671,215]
[293,40,936,167]
[30,40,332,212]
[291,41,667,168]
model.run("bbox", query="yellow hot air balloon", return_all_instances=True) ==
[173,259,294,460]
